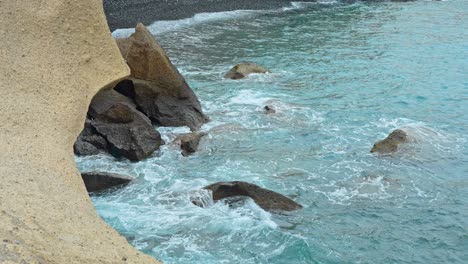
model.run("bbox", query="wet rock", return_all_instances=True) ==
[224,62,269,80]
[371,129,408,154]
[84,89,163,161]
[74,120,108,156]
[202,181,302,212]
[264,105,276,114]
[81,172,133,192]
[115,23,208,130]
[176,132,206,156]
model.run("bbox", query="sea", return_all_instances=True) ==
[76,0,468,263]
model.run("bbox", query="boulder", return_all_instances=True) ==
[175,132,206,156]
[202,181,302,212]
[224,62,270,80]
[371,129,408,154]
[115,23,208,130]
[81,172,133,192]
[74,120,109,156]
[85,89,163,161]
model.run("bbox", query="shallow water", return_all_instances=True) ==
[77,0,468,263]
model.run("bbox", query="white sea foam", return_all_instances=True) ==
[112,9,261,38]
[112,1,323,38]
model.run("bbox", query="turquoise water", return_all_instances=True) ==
[77,1,468,263]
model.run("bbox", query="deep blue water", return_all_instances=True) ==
[77,1,468,263]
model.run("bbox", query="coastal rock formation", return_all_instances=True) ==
[371,129,408,154]
[224,62,270,79]
[115,23,208,130]
[87,90,163,161]
[176,132,206,156]
[202,181,302,212]
[0,1,159,263]
[81,172,133,192]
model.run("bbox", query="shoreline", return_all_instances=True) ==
[104,0,298,31]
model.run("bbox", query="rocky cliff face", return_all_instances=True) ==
[0,1,159,263]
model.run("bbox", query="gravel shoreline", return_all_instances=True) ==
[104,0,295,31]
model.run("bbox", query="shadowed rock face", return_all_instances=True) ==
[371,129,408,154]
[81,172,133,192]
[85,89,163,161]
[203,181,302,212]
[116,23,208,130]
[0,1,159,263]
[224,62,269,80]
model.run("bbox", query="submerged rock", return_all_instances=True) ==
[81,172,133,192]
[115,23,208,130]
[89,90,163,161]
[264,105,276,114]
[371,129,408,154]
[201,181,302,212]
[224,62,269,80]
[176,132,206,156]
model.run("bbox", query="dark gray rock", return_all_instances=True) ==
[91,101,163,161]
[76,89,163,161]
[202,181,302,212]
[74,140,100,156]
[74,120,109,156]
[81,172,133,192]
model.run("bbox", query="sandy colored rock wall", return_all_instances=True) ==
[0,1,159,263]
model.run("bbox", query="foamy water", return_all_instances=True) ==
[77,0,468,263]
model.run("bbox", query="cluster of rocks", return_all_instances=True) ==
[74,23,410,212]
[74,23,208,162]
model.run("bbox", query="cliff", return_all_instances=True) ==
[0,1,159,263]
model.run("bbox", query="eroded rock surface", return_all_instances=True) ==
[371,129,408,154]
[0,1,159,263]
[224,62,270,79]
[115,23,208,130]
[202,181,302,212]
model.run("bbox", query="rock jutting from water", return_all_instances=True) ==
[371,129,409,154]
[264,105,276,114]
[224,62,270,79]
[115,23,208,131]
[200,181,302,212]
[175,132,207,156]
[81,172,133,192]
[75,89,163,161]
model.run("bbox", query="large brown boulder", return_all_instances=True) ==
[202,181,302,212]
[371,129,408,154]
[224,62,270,80]
[87,89,163,161]
[81,172,133,192]
[115,23,208,130]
